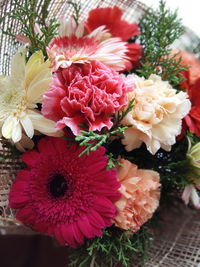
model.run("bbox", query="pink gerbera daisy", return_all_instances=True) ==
[47,34,128,71]
[9,137,121,247]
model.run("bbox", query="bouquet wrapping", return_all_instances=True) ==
[0,0,200,266]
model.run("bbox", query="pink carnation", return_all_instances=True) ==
[42,61,131,135]
[9,137,121,248]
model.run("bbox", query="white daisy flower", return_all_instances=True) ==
[0,48,62,143]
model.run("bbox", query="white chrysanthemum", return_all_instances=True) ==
[121,74,191,155]
[0,48,62,143]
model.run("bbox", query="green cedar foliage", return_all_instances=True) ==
[137,0,187,87]
[75,99,134,158]
[68,226,151,267]
[1,0,59,57]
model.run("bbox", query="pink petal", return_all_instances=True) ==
[56,116,84,135]
[93,196,116,217]
[21,150,40,167]
[61,224,78,248]
[87,210,105,229]
[16,206,34,224]
[182,185,192,205]
[72,223,84,244]
[77,216,95,239]
[54,226,66,245]
[15,34,30,44]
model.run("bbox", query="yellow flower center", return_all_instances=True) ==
[0,87,27,121]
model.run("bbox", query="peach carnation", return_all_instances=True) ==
[121,74,191,154]
[114,159,160,232]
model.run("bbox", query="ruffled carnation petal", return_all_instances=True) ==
[121,74,191,154]
[42,61,130,135]
[114,159,160,232]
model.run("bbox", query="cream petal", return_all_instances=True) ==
[28,110,63,137]
[27,78,52,103]
[28,68,51,90]
[11,47,26,87]
[20,115,34,138]
[122,128,143,152]
[25,51,47,88]
[0,75,10,92]
[146,139,161,155]
[75,21,84,38]
[12,122,22,143]
[160,143,171,152]
[2,117,15,139]
[152,118,181,145]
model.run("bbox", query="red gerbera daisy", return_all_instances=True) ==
[9,137,121,247]
[85,6,141,71]
[86,6,140,41]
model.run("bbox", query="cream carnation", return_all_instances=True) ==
[114,159,160,232]
[121,74,191,154]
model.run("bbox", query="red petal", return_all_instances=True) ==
[86,6,140,41]
[54,226,66,245]
[87,210,105,229]
[77,216,95,239]
[21,150,40,167]
[61,224,78,248]
[93,196,116,218]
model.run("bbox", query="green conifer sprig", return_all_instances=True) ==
[106,153,123,170]
[68,226,151,267]
[114,98,134,127]
[137,0,187,87]
[1,0,59,57]
[75,99,134,157]
[75,126,128,158]
[67,1,81,23]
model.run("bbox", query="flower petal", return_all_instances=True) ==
[28,110,63,137]
[12,121,22,143]
[2,117,14,139]
[27,68,52,103]
[25,50,46,88]
[20,115,34,139]
[10,47,26,87]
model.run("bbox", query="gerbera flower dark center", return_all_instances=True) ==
[49,174,68,198]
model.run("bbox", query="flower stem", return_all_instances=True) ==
[90,254,96,267]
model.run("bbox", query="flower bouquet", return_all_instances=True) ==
[0,0,200,266]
